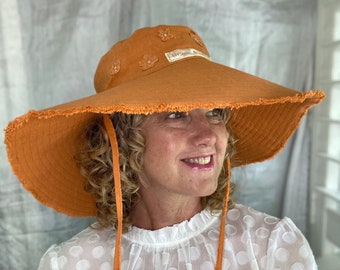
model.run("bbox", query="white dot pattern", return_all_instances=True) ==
[38,204,317,269]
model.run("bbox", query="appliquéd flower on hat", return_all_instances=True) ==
[158,28,174,41]
[139,55,159,70]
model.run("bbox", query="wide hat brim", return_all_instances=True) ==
[5,57,324,217]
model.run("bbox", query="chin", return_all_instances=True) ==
[198,183,218,197]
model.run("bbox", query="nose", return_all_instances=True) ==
[189,111,217,147]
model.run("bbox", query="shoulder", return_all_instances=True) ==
[38,224,115,270]
[226,203,309,243]
[226,204,317,269]
[227,203,280,227]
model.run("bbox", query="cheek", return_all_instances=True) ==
[217,126,229,151]
[140,132,181,185]
[143,129,179,162]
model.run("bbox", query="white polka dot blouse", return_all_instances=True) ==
[38,204,317,270]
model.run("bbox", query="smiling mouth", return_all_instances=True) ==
[183,156,212,165]
[181,154,215,170]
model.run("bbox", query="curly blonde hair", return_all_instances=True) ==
[77,110,235,232]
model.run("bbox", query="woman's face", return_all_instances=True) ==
[138,108,228,202]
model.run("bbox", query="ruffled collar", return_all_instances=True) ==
[123,208,220,246]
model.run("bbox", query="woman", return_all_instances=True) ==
[78,108,233,231]
[5,25,324,269]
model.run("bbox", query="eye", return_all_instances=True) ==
[206,108,223,118]
[206,108,224,124]
[167,111,188,119]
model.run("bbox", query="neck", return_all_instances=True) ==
[129,190,203,230]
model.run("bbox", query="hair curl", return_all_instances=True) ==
[77,110,235,232]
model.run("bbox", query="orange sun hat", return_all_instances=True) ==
[5,25,324,218]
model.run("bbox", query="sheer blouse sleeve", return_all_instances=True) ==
[265,217,318,270]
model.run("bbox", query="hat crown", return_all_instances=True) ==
[94,25,210,93]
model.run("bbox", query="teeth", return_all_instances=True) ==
[185,156,211,165]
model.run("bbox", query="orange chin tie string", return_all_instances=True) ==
[103,114,122,270]
[215,157,231,270]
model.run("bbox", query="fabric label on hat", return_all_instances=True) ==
[165,48,210,63]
